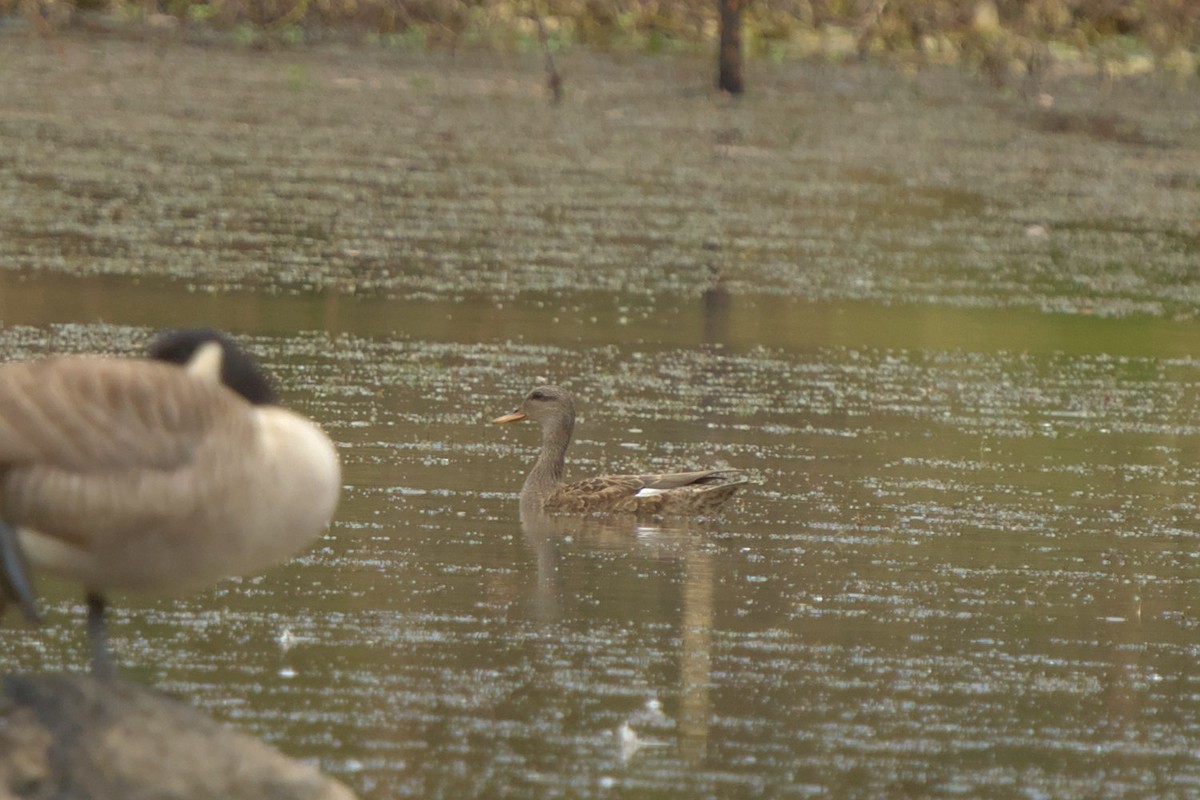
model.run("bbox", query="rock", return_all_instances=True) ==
[0,674,357,800]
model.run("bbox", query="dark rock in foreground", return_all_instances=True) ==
[0,673,357,800]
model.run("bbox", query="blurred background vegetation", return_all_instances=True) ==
[4,0,1200,86]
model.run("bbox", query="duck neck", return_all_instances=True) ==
[523,412,573,498]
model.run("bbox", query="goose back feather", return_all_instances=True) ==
[0,334,340,597]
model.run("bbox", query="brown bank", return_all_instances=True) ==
[0,674,356,800]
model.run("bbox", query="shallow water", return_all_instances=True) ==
[4,33,1200,800]
[2,277,1200,798]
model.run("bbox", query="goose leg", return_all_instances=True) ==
[86,592,114,678]
[0,519,42,624]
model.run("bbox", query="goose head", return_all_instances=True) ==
[493,385,576,433]
[147,328,278,406]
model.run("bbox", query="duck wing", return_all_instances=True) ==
[638,469,743,490]
[544,474,646,513]
[544,470,749,514]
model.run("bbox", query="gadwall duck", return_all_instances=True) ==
[0,328,341,674]
[493,385,745,515]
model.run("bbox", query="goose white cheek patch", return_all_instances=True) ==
[185,341,225,384]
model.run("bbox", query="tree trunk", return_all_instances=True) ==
[717,0,745,94]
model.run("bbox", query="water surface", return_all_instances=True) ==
[2,273,1199,798]
[3,34,1200,800]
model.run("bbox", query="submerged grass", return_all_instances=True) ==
[3,35,1200,318]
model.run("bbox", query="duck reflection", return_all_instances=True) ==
[517,499,717,765]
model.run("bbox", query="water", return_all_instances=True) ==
[4,34,1200,799]
[2,275,1199,798]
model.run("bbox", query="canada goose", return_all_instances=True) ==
[492,385,746,515]
[0,328,341,675]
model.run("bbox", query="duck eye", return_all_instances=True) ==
[530,390,546,401]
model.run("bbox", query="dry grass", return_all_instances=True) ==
[3,0,1200,85]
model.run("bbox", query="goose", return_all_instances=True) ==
[0,328,341,675]
[492,385,746,515]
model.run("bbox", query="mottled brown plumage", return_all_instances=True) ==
[493,386,746,515]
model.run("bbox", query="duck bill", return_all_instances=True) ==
[492,411,527,424]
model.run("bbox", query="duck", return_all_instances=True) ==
[0,328,341,675]
[492,385,745,515]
